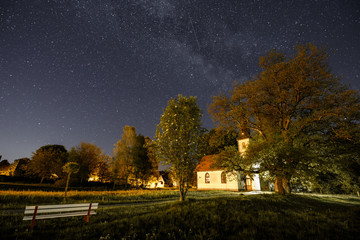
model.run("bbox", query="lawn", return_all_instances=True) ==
[0,189,181,209]
[1,189,359,240]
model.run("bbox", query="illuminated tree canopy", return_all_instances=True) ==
[209,43,360,194]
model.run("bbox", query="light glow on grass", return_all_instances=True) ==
[296,192,360,205]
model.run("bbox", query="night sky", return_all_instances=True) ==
[1,0,359,162]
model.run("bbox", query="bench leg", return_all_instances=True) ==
[30,206,38,230]
[84,203,92,223]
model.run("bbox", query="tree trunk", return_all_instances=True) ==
[64,172,71,201]
[125,169,129,189]
[179,187,186,201]
[282,177,291,194]
[275,176,291,194]
[179,180,187,201]
[275,177,284,194]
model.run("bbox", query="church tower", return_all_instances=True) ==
[237,128,250,154]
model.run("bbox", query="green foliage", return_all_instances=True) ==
[212,146,246,172]
[155,95,203,201]
[306,137,360,195]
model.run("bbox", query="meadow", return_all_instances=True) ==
[1,187,359,240]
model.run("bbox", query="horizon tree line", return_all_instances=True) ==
[1,129,159,188]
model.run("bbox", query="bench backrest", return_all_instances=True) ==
[23,203,98,221]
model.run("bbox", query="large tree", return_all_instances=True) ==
[28,145,68,183]
[112,125,137,188]
[68,142,103,184]
[112,126,155,188]
[144,136,160,182]
[155,95,203,201]
[96,154,112,183]
[209,43,360,194]
[132,135,158,187]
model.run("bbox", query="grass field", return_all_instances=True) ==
[1,188,359,239]
[0,189,181,209]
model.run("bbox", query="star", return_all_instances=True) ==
[0,0,359,162]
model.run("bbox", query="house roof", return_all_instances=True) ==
[196,155,222,172]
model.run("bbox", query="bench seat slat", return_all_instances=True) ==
[24,205,98,215]
[23,211,96,221]
[25,203,98,211]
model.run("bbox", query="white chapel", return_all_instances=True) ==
[196,136,261,191]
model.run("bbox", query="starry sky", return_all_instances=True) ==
[1,0,359,162]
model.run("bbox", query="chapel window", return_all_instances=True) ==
[205,173,210,183]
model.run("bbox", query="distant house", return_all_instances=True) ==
[88,174,100,182]
[146,174,165,188]
[145,171,178,188]
[196,137,262,191]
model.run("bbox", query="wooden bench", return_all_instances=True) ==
[23,203,98,230]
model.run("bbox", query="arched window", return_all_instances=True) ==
[221,172,227,184]
[205,173,210,183]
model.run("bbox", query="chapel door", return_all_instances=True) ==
[246,177,252,191]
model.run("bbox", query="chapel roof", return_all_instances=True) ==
[196,155,222,172]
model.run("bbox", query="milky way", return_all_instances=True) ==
[1,0,359,161]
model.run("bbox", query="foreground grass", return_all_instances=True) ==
[1,193,359,240]
[0,189,181,209]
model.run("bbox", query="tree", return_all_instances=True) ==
[13,158,30,177]
[132,134,157,187]
[0,159,11,174]
[69,142,103,185]
[63,162,80,200]
[209,43,360,194]
[155,95,203,201]
[112,125,137,188]
[308,126,360,195]
[202,128,238,155]
[144,136,160,181]
[96,154,112,183]
[27,145,68,183]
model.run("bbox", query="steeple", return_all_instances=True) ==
[239,127,250,139]
[237,127,250,154]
